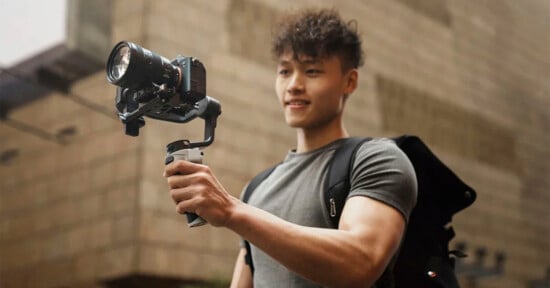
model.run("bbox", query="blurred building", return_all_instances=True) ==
[0,0,549,287]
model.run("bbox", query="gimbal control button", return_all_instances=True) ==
[165,156,175,165]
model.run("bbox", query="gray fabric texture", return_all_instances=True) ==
[243,137,417,287]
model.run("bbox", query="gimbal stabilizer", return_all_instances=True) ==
[107,41,221,227]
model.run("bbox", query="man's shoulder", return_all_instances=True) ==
[352,137,413,171]
[348,137,418,221]
[354,137,404,159]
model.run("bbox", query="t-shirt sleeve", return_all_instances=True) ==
[348,138,418,222]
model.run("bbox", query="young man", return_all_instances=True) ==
[164,8,417,288]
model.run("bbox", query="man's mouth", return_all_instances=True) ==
[285,100,311,107]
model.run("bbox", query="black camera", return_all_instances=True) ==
[106,41,221,227]
[106,40,220,145]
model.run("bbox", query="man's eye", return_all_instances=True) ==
[278,69,289,75]
[306,69,322,75]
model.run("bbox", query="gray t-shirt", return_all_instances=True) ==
[244,138,417,287]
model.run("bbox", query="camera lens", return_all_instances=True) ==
[106,41,180,90]
[110,46,131,81]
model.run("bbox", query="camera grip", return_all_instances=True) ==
[165,148,207,227]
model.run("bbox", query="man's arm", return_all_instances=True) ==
[165,160,405,287]
[227,194,404,288]
[230,248,253,288]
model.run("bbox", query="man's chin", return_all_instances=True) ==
[285,118,305,128]
[286,120,315,130]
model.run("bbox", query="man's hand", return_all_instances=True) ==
[163,160,237,227]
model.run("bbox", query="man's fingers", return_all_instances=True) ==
[166,174,189,189]
[175,195,202,215]
[170,186,194,203]
[166,171,210,190]
[164,160,205,177]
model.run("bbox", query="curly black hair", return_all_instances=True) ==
[271,8,364,70]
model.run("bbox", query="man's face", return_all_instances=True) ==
[275,52,357,130]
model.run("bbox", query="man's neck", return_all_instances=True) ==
[295,122,349,153]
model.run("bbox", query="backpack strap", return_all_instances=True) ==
[241,164,279,275]
[325,137,372,228]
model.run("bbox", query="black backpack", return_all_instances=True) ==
[242,135,476,288]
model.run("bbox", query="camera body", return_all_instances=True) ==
[107,41,220,145]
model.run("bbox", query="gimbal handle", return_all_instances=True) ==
[163,96,220,227]
[165,146,207,227]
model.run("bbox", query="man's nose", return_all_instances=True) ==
[287,73,305,94]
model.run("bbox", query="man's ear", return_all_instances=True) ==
[344,69,358,95]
